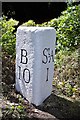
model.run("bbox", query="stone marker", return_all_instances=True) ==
[16,27,56,106]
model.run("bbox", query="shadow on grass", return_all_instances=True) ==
[37,93,80,120]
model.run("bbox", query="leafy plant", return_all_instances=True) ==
[53,48,80,99]
[22,20,35,26]
[56,4,80,51]
[0,15,19,59]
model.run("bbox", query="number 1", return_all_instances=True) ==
[46,68,49,81]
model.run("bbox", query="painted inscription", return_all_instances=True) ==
[18,47,54,83]
[42,48,54,82]
[42,48,54,64]
[20,49,28,64]
[18,49,30,83]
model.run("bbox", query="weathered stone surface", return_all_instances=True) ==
[16,27,56,106]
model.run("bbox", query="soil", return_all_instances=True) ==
[1,84,80,120]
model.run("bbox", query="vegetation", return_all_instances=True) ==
[54,49,80,99]
[0,15,19,59]
[56,4,80,51]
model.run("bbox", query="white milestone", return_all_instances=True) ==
[16,27,56,106]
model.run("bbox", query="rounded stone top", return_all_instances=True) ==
[17,26,56,33]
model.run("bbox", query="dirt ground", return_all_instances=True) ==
[1,84,80,120]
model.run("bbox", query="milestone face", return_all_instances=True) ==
[16,27,56,106]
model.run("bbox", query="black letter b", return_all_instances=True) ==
[20,49,28,64]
